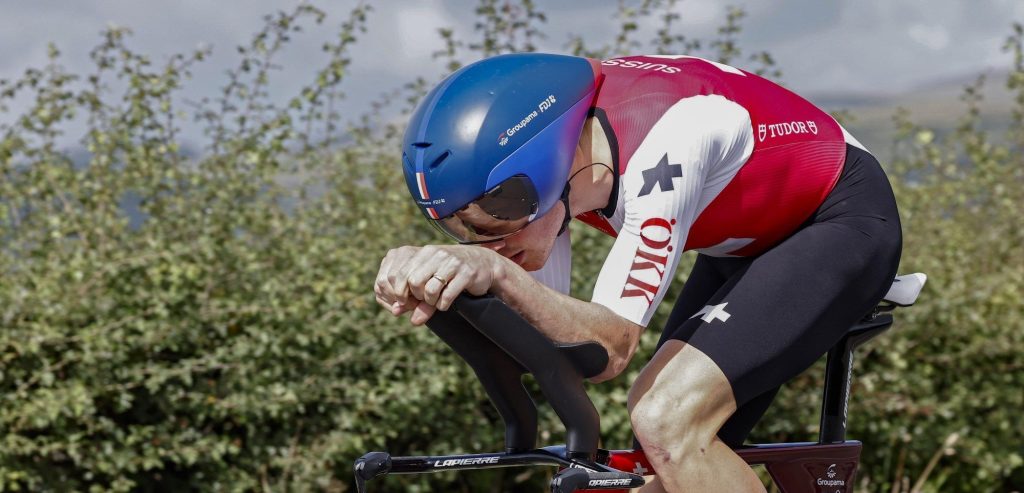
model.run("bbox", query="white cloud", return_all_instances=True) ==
[672,0,726,31]
[392,1,456,71]
[762,0,1023,94]
[2,0,1023,129]
[908,24,950,51]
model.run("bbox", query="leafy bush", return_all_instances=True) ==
[0,2,1019,492]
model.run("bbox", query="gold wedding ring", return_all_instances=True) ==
[431,274,449,285]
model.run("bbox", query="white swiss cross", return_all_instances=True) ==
[632,462,649,475]
[690,303,731,324]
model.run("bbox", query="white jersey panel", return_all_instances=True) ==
[602,185,627,232]
[528,229,571,295]
[591,95,754,327]
[840,123,868,153]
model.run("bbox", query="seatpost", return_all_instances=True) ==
[818,314,894,444]
[818,339,855,444]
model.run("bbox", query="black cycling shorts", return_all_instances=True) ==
[657,144,902,447]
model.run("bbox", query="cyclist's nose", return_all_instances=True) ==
[479,239,507,252]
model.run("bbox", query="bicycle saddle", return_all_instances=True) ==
[881,273,927,307]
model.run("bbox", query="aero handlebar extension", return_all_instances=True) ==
[354,294,645,492]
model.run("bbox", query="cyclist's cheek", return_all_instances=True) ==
[508,230,559,271]
[477,239,506,253]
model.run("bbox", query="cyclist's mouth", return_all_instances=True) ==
[510,251,526,266]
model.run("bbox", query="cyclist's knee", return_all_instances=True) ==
[629,386,715,463]
[627,342,735,460]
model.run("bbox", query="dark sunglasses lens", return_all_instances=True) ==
[473,175,538,221]
[431,175,539,244]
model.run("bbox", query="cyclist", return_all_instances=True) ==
[374,53,901,492]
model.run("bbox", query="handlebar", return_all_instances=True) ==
[551,468,646,492]
[448,294,605,457]
[353,293,643,492]
[354,449,644,493]
[353,452,390,493]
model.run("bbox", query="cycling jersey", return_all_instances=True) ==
[522,55,902,448]
[660,144,902,446]
[529,55,868,327]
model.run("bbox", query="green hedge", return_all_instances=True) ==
[0,3,1020,492]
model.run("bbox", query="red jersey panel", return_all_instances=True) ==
[578,55,847,257]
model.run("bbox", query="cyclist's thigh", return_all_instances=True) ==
[654,253,733,350]
[717,386,779,447]
[653,145,902,446]
[665,212,901,412]
[632,255,739,450]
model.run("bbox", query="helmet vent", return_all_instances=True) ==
[411,142,432,148]
[429,150,451,169]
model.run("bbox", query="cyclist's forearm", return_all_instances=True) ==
[491,255,642,382]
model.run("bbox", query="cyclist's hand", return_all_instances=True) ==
[376,245,503,325]
[375,245,422,317]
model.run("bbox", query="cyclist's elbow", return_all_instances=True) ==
[590,319,643,383]
[591,357,629,383]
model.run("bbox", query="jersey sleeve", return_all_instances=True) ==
[527,229,571,295]
[591,95,754,327]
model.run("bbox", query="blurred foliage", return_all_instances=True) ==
[0,1,1020,492]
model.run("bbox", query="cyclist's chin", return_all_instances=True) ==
[520,255,542,272]
[515,247,551,271]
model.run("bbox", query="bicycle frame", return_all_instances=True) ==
[597,442,861,493]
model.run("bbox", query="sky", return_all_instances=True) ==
[1,0,1022,146]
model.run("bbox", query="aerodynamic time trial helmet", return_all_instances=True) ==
[401,53,603,243]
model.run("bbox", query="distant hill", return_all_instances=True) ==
[808,69,1016,162]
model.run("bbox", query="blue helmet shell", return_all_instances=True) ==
[402,53,602,221]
